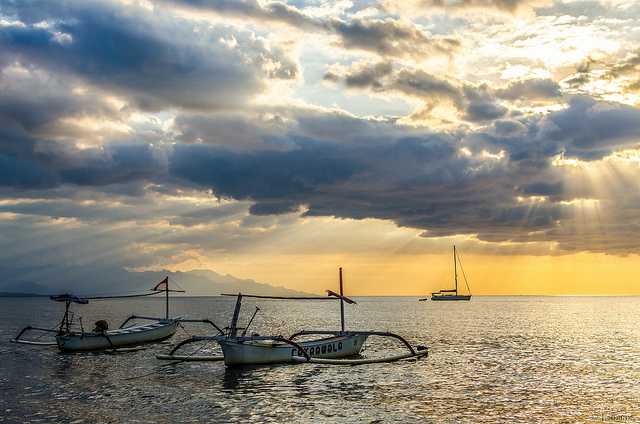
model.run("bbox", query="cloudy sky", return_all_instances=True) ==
[1,0,640,295]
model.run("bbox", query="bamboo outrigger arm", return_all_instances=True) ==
[11,326,59,345]
[117,316,225,335]
[118,315,165,328]
[160,332,429,365]
[178,319,225,335]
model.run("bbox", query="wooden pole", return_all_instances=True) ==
[165,284,169,320]
[229,293,243,337]
[339,267,345,333]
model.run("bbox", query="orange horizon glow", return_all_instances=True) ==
[162,251,640,296]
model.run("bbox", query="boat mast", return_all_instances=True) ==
[229,293,243,337]
[165,283,169,320]
[339,267,345,333]
[454,245,458,295]
[60,300,72,335]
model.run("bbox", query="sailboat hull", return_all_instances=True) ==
[431,295,471,301]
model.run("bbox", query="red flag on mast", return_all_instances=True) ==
[152,276,168,291]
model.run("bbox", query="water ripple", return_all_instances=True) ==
[1,296,639,423]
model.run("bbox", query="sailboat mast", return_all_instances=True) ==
[454,245,458,295]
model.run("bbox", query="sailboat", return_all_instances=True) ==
[420,245,471,301]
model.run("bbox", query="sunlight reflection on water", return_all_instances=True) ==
[1,296,639,423]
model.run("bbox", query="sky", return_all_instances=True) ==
[1,0,640,295]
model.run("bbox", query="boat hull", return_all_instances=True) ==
[431,295,471,301]
[219,334,368,366]
[56,320,178,352]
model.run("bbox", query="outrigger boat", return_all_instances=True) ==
[11,277,218,352]
[420,245,472,301]
[158,268,428,366]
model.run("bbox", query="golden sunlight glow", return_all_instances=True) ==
[516,195,547,203]
[59,116,131,136]
[164,250,640,296]
[552,154,587,168]
[559,198,600,207]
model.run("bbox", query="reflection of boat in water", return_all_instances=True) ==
[12,278,218,352]
[159,268,429,366]
[420,245,472,302]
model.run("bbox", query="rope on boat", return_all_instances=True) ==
[456,250,471,295]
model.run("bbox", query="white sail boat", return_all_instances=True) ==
[420,245,472,301]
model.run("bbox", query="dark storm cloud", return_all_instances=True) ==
[2,98,640,254]
[2,0,640,258]
[166,126,522,241]
[0,154,57,189]
[174,111,291,151]
[0,0,296,111]
[0,65,168,190]
[521,181,563,196]
[162,0,317,29]
[341,62,393,89]
[325,62,510,122]
[0,142,167,190]
[326,64,566,121]
[325,18,460,59]
[392,69,463,104]
[492,119,528,137]
[462,85,508,121]
[249,201,300,215]
[539,96,640,159]
[169,142,360,200]
[60,144,166,187]
[496,78,562,101]
[163,0,459,59]
[0,66,120,158]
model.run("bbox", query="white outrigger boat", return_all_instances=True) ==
[158,268,428,366]
[11,277,220,352]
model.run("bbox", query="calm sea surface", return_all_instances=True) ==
[0,296,639,423]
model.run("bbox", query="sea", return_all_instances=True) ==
[0,296,639,423]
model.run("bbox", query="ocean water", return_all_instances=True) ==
[0,296,639,423]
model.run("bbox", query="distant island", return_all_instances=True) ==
[0,268,314,298]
